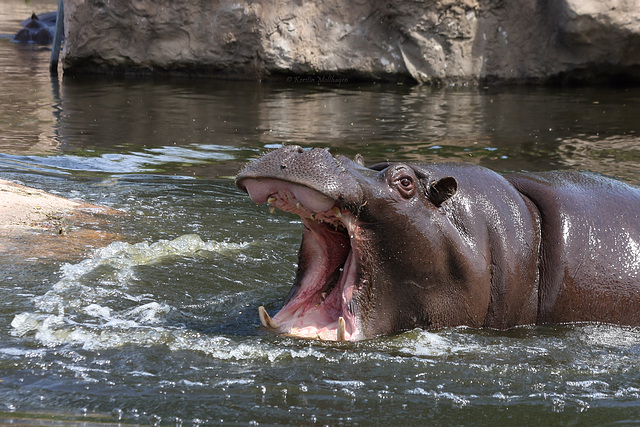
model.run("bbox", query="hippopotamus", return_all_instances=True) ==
[12,12,58,44]
[235,146,640,341]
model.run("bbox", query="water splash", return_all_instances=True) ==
[11,234,248,350]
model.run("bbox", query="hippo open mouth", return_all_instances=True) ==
[239,178,363,341]
[236,146,640,340]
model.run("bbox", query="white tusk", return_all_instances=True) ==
[258,306,277,329]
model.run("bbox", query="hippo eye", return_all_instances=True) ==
[394,174,415,199]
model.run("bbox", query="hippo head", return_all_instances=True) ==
[236,146,539,341]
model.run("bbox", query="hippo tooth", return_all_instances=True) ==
[267,196,276,204]
[310,212,316,220]
[337,317,346,342]
[321,292,327,301]
[332,206,342,218]
[258,306,277,329]
[296,202,302,209]
[269,206,276,214]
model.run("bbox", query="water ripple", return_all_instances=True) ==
[11,234,250,350]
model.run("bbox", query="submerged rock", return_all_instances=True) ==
[0,179,124,263]
[60,0,639,84]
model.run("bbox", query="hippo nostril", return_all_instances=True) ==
[296,147,304,153]
[280,164,286,170]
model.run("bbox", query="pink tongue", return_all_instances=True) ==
[243,178,335,212]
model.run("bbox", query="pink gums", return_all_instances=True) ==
[241,177,363,341]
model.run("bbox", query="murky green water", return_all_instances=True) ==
[2,1,640,425]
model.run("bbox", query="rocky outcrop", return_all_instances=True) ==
[0,179,124,262]
[61,0,640,84]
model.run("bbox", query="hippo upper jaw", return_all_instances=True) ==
[235,145,367,204]
[236,147,370,341]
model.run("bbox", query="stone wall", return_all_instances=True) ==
[61,0,640,84]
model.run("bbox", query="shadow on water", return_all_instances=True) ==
[2,1,640,423]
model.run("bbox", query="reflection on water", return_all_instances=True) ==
[2,0,640,424]
[2,70,639,180]
[0,0,62,155]
[0,144,246,174]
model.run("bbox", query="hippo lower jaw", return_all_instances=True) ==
[242,178,364,342]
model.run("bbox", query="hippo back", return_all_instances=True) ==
[506,172,640,325]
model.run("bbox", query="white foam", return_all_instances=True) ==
[566,380,610,390]
[0,347,44,357]
[323,379,365,389]
[396,329,479,357]
[406,388,471,407]
[11,235,250,351]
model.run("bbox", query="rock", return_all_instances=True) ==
[61,0,640,84]
[0,179,124,263]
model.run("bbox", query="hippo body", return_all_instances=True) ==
[12,12,57,44]
[507,172,640,325]
[236,146,640,341]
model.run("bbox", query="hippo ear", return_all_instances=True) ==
[427,177,457,206]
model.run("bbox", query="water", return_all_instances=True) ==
[2,1,640,424]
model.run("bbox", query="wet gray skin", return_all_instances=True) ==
[235,146,542,341]
[237,145,640,342]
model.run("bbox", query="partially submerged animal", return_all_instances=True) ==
[236,146,640,341]
[13,12,58,44]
